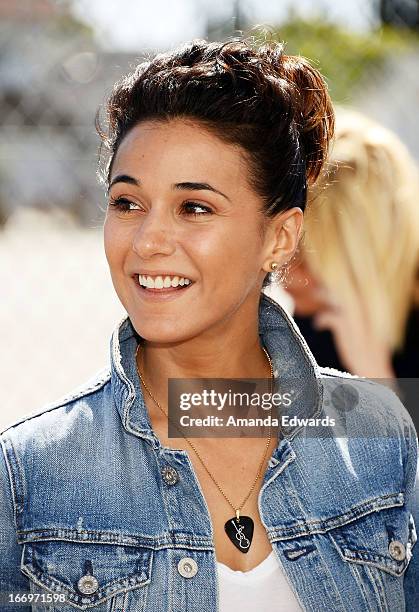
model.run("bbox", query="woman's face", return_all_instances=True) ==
[104,118,292,343]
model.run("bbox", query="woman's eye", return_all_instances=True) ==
[108,197,140,213]
[108,198,212,217]
[182,202,213,216]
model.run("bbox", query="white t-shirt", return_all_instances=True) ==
[217,551,303,611]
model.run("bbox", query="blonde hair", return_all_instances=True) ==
[302,108,419,352]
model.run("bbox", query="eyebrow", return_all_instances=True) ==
[108,174,230,201]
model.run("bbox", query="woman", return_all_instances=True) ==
[286,109,419,409]
[0,38,418,612]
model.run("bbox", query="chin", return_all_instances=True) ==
[129,315,201,345]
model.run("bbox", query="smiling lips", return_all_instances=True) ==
[137,274,193,290]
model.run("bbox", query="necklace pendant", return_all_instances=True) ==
[224,515,254,553]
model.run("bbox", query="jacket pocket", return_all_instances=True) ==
[327,503,417,611]
[20,539,153,610]
[328,503,416,577]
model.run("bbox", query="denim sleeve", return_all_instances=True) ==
[0,435,31,611]
[404,420,419,612]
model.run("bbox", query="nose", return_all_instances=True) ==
[132,208,176,260]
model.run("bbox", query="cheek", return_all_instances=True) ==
[186,223,263,297]
[103,218,128,269]
[189,221,262,265]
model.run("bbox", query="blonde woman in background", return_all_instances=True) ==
[286,109,419,393]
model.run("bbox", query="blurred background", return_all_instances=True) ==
[1,0,419,429]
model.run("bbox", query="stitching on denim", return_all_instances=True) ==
[0,436,21,531]
[152,447,176,535]
[141,550,152,612]
[110,593,116,612]
[0,368,111,435]
[110,317,137,428]
[180,451,215,543]
[16,529,215,550]
[28,574,55,612]
[348,561,374,612]
[328,530,409,578]
[404,421,419,512]
[21,544,153,609]
[365,564,390,611]
[168,549,174,612]
[0,434,26,520]
[268,492,405,540]
[311,533,347,611]
[8,436,27,515]
[124,591,130,612]
[22,564,151,611]
[258,446,296,493]
[111,325,159,448]
[342,546,405,573]
[112,591,130,612]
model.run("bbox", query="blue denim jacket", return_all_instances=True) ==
[1,294,418,612]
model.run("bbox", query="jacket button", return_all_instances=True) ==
[388,540,406,561]
[77,574,99,595]
[177,557,198,578]
[162,465,179,485]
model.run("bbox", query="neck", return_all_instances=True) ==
[136,299,272,403]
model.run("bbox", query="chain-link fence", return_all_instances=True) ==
[1,0,418,430]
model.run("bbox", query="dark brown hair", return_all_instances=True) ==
[96,37,334,284]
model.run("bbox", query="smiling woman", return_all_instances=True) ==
[103,117,300,340]
[1,36,418,612]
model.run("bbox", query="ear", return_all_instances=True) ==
[262,207,304,273]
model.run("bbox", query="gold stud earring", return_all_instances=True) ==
[270,262,278,271]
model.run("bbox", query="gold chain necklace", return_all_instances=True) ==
[135,343,274,554]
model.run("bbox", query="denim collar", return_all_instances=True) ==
[110,293,324,446]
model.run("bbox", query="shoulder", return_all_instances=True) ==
[0,366,111,455]
[0,367,114,534]
[318,365,418,469]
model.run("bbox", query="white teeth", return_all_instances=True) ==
[137,274,192,289]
